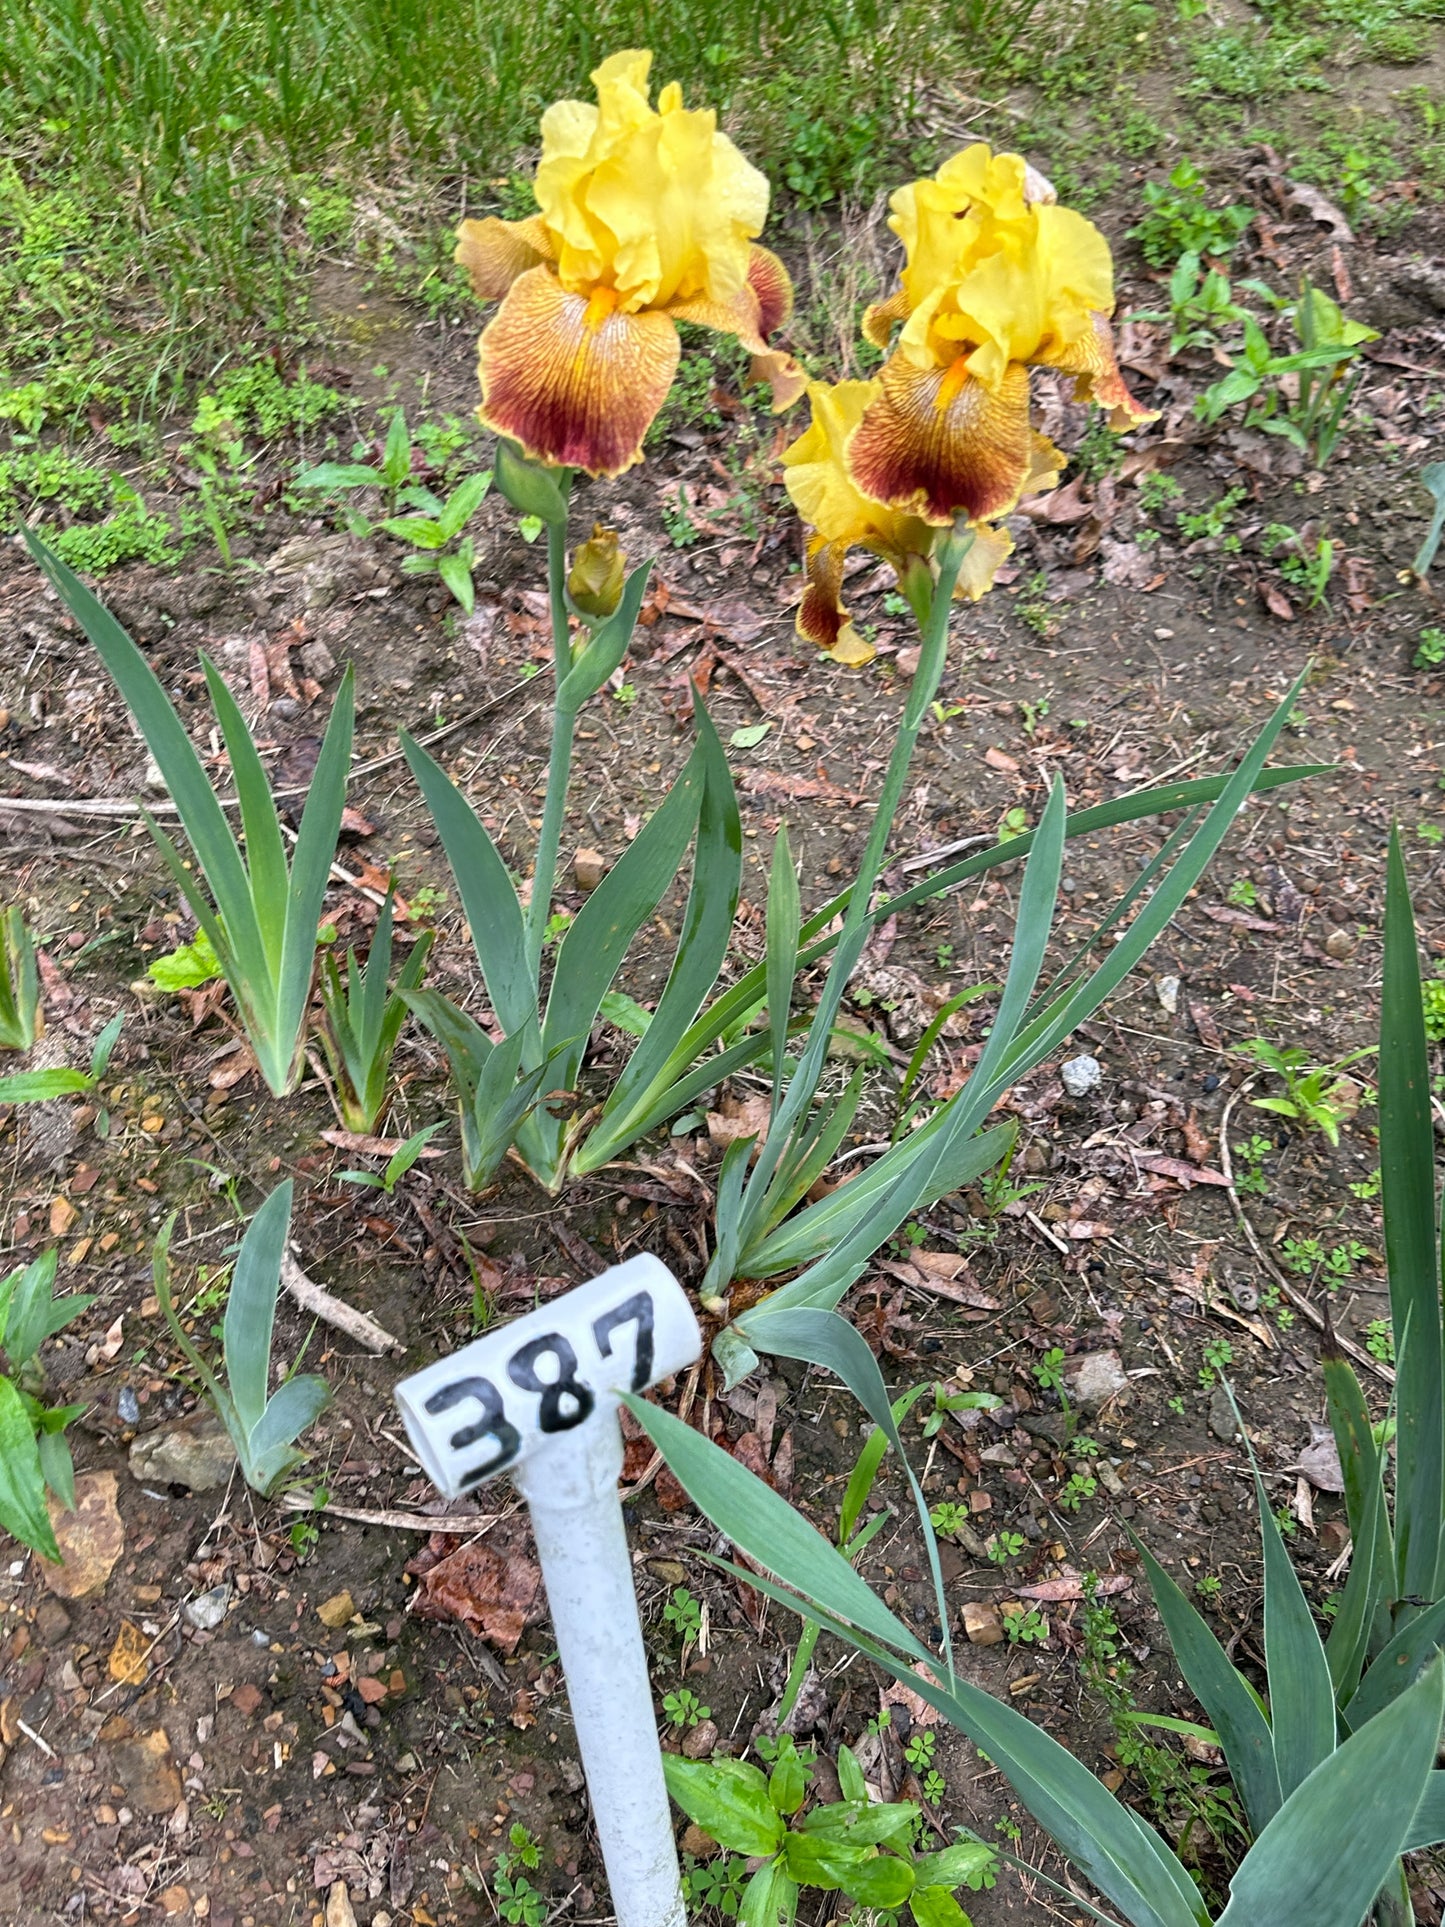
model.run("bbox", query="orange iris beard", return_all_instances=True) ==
[455,50,804,478]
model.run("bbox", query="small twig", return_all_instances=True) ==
[17,1718,56,1759]
[1025,1208,1070,1257]
[900,832,992,875]
[278,1492,507,1532]
[281,1249,400,1354]
[1218,1083,1392,1384]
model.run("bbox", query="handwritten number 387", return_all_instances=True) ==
[426,1291,656,1487]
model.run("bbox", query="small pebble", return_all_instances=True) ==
[117,1386,140,1426]
[1060,1053,1102,1097]
[184,1585,230,1632]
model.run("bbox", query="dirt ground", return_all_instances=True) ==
[3,42,1445,1927]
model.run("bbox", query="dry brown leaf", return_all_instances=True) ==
[405,1530,541,1653]
[1284,181,1353,241]
[1134,1153,1230,1188]
[1260,581,1295,622]
[984,746,1019,774]
[707,1092,771,1153]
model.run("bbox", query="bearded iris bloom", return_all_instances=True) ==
[849,144,1153,525]
[454,50,804,478]
[782,380,1060,663]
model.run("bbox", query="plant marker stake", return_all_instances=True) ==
[394,1255,700,1927]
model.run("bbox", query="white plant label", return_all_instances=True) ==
[394,1254,700,1927]
[395,1253,700,1496]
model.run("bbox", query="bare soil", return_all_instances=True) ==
[2,61,1445,1927]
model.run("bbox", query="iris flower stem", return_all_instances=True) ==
[727,523,974,1263]
[524,502,578,983]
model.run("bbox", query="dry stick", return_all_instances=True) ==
[1217,1082,1392,1385]
[278,1492,507,1533]
[281,1248,400,1354]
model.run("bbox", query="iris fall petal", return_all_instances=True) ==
[848,357,1034,526]
[477,266,680,477]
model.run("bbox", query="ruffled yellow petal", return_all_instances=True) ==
[666,245,805,412]
[531,48,768,313]
[848,354,1034,526]
[477,267,680,478]
[454,214,556,300]
[952,521,1014,602]
[1035,309,1157,430]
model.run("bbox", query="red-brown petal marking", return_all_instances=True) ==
[746,245,794,339]
[861,289,911,351]
[796,536,871,661]
[667,278,806,413]
[849,355,1034,526]
[1044,311,1158,430]
[477,267,681,478]
[455,215,556,300]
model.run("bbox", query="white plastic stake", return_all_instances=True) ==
[394,1254,701,1927]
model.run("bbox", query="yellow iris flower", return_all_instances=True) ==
[850,144,1154,525]
[454,50,804,478]
[782,380,1060,664]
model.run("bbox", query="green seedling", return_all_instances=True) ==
[338,1122,445,1196]
[663,1687,711,1729]
[317,890,434,1134]
[1265,523,1335,609]
[296,408,493,612]
[1135,251,1259,355]
[1001,1604,1049,1645]
[493,1824,545,1927]
[987,1532,1026,1563]
[1237,1036,1371,1147]
[154,1182,329,1496]
[1198,283,1377,468]
[0,1249,95,1559]
[1129,161,1253,267]
[0,905,41,1050]
[0,1012,122,1111]
[663,1585,704,1644]
[1198,1338,1234,1388]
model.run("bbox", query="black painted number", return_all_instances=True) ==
[425,1374,521,1487]
[591,1291,656,1393]
[507,1334,595,1433]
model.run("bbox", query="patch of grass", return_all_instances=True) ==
[0,0,951,410]
[1186,22,1331,101]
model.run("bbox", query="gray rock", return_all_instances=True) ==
[1060,1053,1102,1097]
[128,1411,236,1491]
[184,1584,231,1631]
[1061,1349,1129,1413]
[1208,1384,1241,1444]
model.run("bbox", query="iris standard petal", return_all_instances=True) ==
[454,215,556,300]
[477,266,681,477]
[848,355,1034,525]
